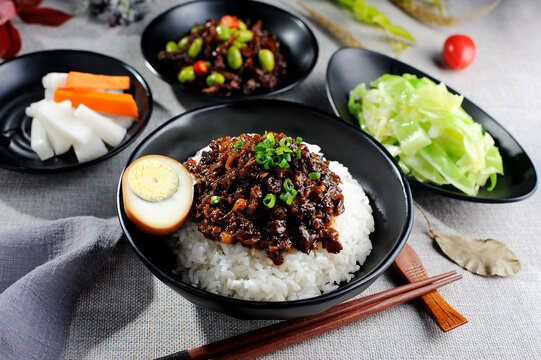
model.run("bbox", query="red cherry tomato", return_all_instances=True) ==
[442,34,476,70]
[193,60,209,76]
[220,15,239,29]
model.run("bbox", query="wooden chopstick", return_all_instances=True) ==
[213,274,462,360]
[157,271,460,360]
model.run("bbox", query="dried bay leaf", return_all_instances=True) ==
[414,202,521,277]
[434,234,522,277]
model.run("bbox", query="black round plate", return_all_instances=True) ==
[141,0,318,99]
[117,99,413,319]
[326,47,537,203]
[0,49,152,173]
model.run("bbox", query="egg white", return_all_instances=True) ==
[123,155,193,235]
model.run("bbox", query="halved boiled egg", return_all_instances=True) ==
[122,154,193,236]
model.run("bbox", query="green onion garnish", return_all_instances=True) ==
[283,178,294,192]
[279,138,288,147]
[234,140,244,149]
[278,159,289,168]
[210,196,220,205]
[252,132,300,170]
[279,189,297,205]
[296,137,303,144]
[308,172,321,180]
[263,193,276,208]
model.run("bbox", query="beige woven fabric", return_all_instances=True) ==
[1,0,540,359]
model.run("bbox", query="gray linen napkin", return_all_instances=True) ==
[0,216,123,360]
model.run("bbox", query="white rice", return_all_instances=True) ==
[172,144,375,301]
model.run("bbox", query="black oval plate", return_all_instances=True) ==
[0,50,153,173]
[117,99,413,319]
[326,47,537,203]
[141,0,318,99]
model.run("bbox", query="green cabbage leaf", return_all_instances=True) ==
[348,73,503,196]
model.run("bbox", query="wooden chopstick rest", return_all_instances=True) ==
[393,243,467,332]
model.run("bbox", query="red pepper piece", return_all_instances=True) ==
[193,60,210,76]
[220,15,239,29]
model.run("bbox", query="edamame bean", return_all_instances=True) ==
[188,38,203,58]
[236,29,253,43]
[165,41,178,52]
[178,36,189,49]
[233,41,247,49]
[258,49,275,71]
[206,73,225,87]
[216,24,230,40]
[190,25,203,34]
[178,66,195,83]
[227,46,243,70]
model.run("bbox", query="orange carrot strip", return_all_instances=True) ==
[66,71,131,90]
[54,88,139,118]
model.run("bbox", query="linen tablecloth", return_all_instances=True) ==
[1,0,540,358]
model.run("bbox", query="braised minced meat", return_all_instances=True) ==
[184,133,345,265]
[158,18,287,96]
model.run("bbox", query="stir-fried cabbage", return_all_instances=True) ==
[348,73,503,196]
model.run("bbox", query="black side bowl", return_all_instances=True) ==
[326,47,537,203]
[0,49,152,173]
[117,99,413,319]
[141,0,318,98]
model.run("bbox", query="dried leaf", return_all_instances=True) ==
[434,234,521,277]
[18,7,72,26]
[12,0,42,12]
[0,20,21,60]
[414,202,521,277]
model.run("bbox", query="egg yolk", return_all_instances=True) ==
[127,158,179,202]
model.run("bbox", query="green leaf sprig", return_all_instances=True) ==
[391,0,501,26]
[337,0,415,54]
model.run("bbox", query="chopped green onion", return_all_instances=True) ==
[276,147,284,155]
[263,193,276,208]
[283,152,291,162]
[296,149,301,159]
[296,137,303,144]
[210,196,220,205]
[283,179,294,192]
[234,140,244,149]
[279,192,294,205]
[265,131,275,144]
[255,153,266,165]
[308,172,321,180]
[279,137,293,147]
[278,159,289,168]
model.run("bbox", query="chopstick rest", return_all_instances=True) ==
[393,243,468,331]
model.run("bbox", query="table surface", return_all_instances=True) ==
[2,0,541,359]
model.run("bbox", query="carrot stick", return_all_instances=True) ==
[54,88,139,117]
[66,71,130,90]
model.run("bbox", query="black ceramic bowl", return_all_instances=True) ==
[326,47,537,203]
[117,100,412,320]
[141,0,318,98]
[0,50,152,173]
